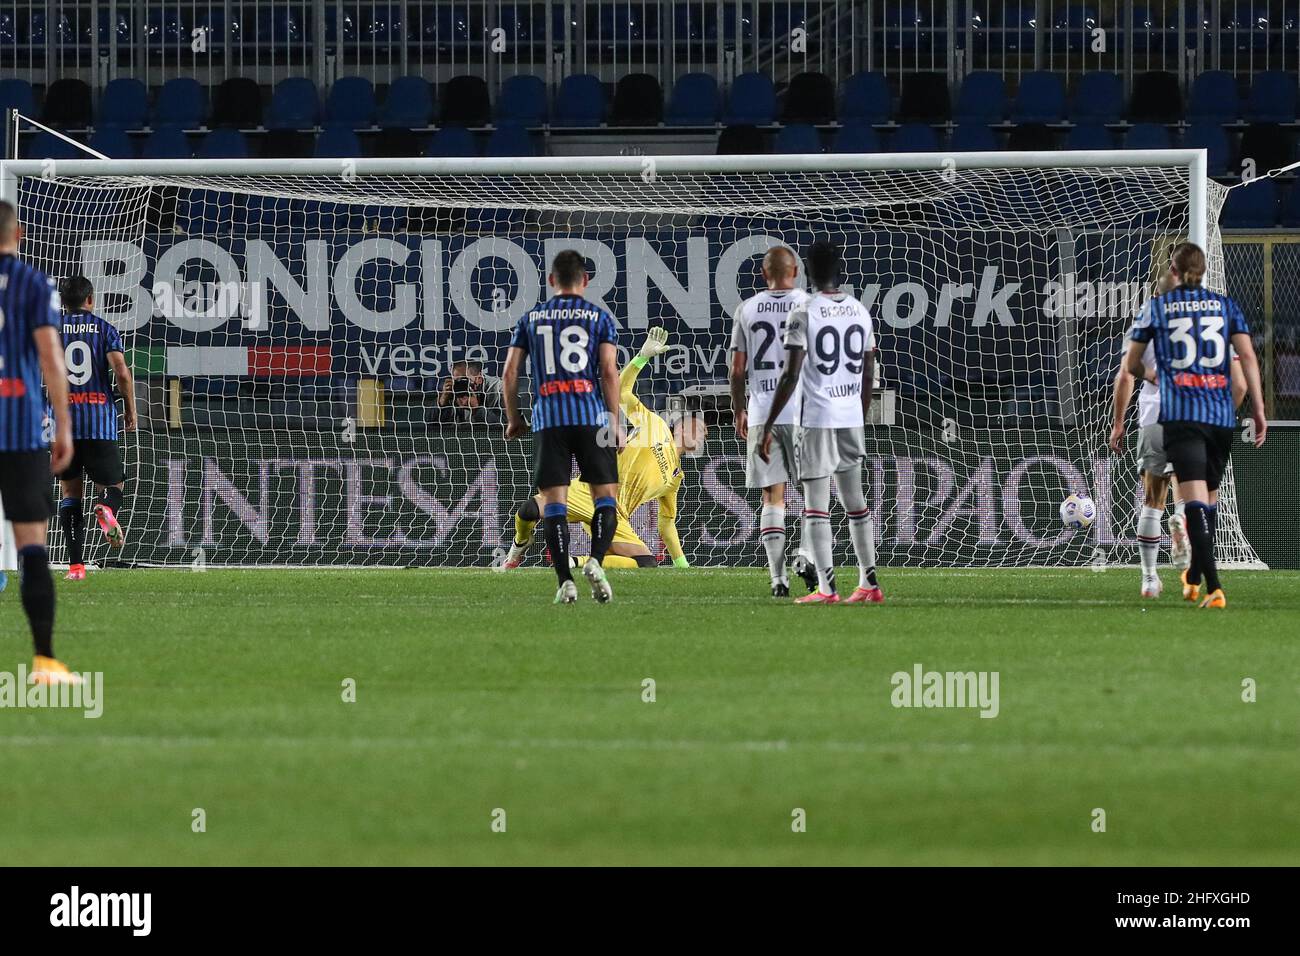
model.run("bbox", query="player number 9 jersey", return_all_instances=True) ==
[784,291,876,428]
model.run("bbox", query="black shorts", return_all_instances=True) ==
[56,438,125,486]
[533,425,618,490]
[1162,421,1235,490]
[0,450,55,522]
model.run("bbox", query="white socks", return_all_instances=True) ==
[834,469,878,590]
[1137,505,1162,576]
[759,505,787,586]
[801,477,836,595]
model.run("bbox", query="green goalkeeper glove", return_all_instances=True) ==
[673,555,690,569]
[632,327,671,369]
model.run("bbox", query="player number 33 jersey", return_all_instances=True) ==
[784,292,876,428]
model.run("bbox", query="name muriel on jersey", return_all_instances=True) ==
[62,322,99,335]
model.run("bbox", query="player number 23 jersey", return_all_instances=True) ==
[729,288,808,427]
[784,292,876,428]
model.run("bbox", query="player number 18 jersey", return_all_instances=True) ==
[784,291,876,428]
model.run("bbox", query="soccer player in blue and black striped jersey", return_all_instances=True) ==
[0,200,80,684]
[55,275,137,580]
[502,249,624,605]
[1124,241,1267,609]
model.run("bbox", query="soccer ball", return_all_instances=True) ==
[1059,493,1097,530]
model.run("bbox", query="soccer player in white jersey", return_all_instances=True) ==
[1109,268,1247,598]
[728,246,817,597]
[759,240,883,604]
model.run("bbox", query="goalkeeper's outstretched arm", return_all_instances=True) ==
[622,326,670,407]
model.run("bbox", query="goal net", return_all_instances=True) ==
[0,152,1262,569]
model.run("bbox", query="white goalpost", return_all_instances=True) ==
[0,149,1263,569]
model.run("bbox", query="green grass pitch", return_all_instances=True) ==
[2,566,1298,866]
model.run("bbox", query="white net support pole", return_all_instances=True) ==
[0,150,1263,569]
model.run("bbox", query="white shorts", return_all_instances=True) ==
[747,423,796,488]
[796,425,866,481]
[1135,423,1172,476]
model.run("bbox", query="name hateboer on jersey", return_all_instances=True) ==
[730,288,809,427]
[784,291,876,428]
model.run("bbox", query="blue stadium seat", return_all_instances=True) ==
[141,127,192,159]
[1065,123,1115,150]
[428,126,477,157]
[723,72,776,125]
[891,122,940,152]
[666,72,719,126]
[953,71,1006,124]
[840,72,891,125]
[485,123,536,157]
[96,77,148,128]
[1219,177,1278,227]
[1280,182,1300,228]
[1126,122,1172,149]
[1187,70,1240,124]
[88,126,135,158]
[153,78,206,128]
[1012,71,1065,123]
[314,126,362,158]
[0,78,36,118]
[1069,72,1123,124]
[267,77,319,129]
[378,76,434,128]
[950,123,998,151]
[324,76,375,127]
[554,74,605,126]
[23,131,87,160]
[773,123,821,154]
[833,122,881,153]
[1245,70,1297,123]
[1184,121,1232,176]
[496,75,548,126]
[197,127,249,158]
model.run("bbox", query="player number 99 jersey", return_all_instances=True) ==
[784,291,876,428]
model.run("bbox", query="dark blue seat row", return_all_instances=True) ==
[4,70,1298,136]
[23,124,540,160]
[1220,177,1300,228]
[764,119,1276,172]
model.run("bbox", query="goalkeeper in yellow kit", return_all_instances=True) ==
[496,328,706,570]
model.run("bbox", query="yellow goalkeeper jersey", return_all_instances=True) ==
[616,361,681,522]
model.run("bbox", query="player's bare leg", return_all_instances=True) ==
[833,467,884,605]
[58,476,87,580]
[581,481,618,604]
[93,481,126,549]
[1137,471,1169,599]
[12,520,81,685]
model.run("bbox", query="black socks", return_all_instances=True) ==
[18,545,55,658]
